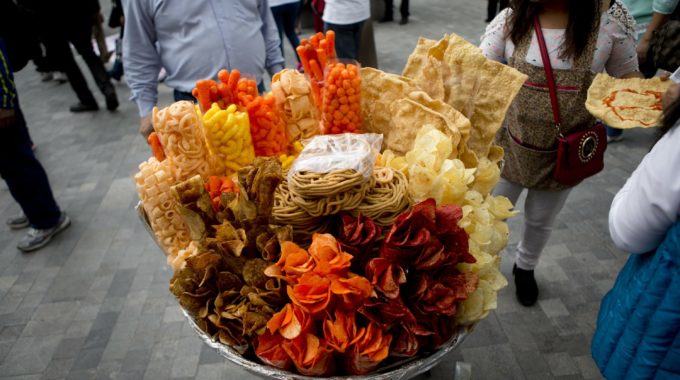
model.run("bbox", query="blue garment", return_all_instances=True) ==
[592,221,680,380]
[122,0,284,117]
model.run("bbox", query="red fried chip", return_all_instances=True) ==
[365,257,407,299]
[255,331,293,370]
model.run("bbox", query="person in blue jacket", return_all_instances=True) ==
[592,80,680,379]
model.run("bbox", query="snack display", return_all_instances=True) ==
[134,31,535,378]
[586,73,672,129]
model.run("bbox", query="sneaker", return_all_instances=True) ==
[41,72,54,82]
[17,213,71,252]
[513,264,538,306]
[607,135,623,143]
[104,87,119,111]
[6,214,29,229]
[69,102,99,113]
[53,72,68,84]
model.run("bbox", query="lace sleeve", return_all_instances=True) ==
[607,0,637,40]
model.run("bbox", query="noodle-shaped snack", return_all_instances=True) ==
[134,157,191,258]
[153,101,214,180]
[290,177,374,217]
[202,103,256,174]
[273,181,322,231]
[272,69,320,141]
[289,170,365,198]
[355,167,410,226]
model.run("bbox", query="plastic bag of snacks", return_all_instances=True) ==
[322,60,362,134]
[288,133,382,182]
[246,94,288,157]
[201,103,256,174]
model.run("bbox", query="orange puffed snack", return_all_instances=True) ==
[246,94,288,156]
[322,62,362,134]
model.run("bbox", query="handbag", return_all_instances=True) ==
[533,18,607,186]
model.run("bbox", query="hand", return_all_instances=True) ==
[662,83,680,111]
[636,39,651,65]
[139,115,154,140]
[0,108,16,128]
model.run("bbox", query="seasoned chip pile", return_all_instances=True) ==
[134,30,527,377]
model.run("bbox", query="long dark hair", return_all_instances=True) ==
[508,0,601,60]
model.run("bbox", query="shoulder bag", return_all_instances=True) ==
[533,18,607,186]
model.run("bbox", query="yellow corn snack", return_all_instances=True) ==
[202,103,256,174]
[277,140,304,170]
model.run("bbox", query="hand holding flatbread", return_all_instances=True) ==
[586,73,672,129]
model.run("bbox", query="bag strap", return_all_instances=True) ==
[533,17,562,132]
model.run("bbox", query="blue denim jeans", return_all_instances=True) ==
[324,21,365,60]
[0,104,62,229]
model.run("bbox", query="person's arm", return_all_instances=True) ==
[479,8,511,63]
[121,0,161,138]
[604,11,642,78]
[0,37,17,128]
[259,0,285,76]
[609,125,680,253]
[637,13,670,64]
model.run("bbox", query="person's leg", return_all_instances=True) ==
[382,0,394,21]
[0,105,62,230]
[325,22,358,60]
[517,187,572,270]
[606,126,624,142]
[486,0,499,22]
[492,177,525,206]
[499,0,509,11]
[68,18,119,110]
[50,35,99,109]
[173,89,197,102]
[352,21,365,61]
[271,5,286,57]
[400,0,410,20]
[282,3,301,61]
[109,26,125,80]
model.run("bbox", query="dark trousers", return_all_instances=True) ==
[384,0,409,19]
[324,21,364,61]
[487,0,508,21]
[49,17,114,106]
[271,2,301,60]
[0,104,61,229]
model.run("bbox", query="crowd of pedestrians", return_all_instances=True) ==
[1,0,679,378]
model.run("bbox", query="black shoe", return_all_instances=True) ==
[379,16,394,23]
[69,102,99,113]
[399,18,409,25]
[104,88,119,111]
[513,264,538,306]
[485,17,493,23]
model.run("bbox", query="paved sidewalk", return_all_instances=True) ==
[0,1,660,379]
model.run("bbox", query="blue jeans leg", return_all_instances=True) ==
[173,89,196,103]
[0,104,61,229]
[324,21,364,60]
[606,126,623,138]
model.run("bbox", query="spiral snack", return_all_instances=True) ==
[153,101,214,180]
[134,157,191,258]
[202,103,256,174]
[272,181,321,231]
[356,167,410,226]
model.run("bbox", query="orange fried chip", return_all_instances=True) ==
[267,303,311,340]
[323,310,364,353]
[264,241,315,284]
[309,233,353,276]
[283,333,335,376]
[287,272,333,315]
[255,331,293,370]
[329,274,373,310]
[345,322,392,375]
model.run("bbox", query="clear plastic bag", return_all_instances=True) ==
[288,133,383,182]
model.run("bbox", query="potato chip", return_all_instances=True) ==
[389,99,462,156]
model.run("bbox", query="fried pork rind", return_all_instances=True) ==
[360,68,418,141]
[402,34,527,161]
[586,73,671,129]
[172,175,216,241]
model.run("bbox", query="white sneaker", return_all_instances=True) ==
[17,213,71,252]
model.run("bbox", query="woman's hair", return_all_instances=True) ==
[660,95,680,137]
[507,0,601,60]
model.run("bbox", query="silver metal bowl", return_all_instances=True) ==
[136,203,473,379]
